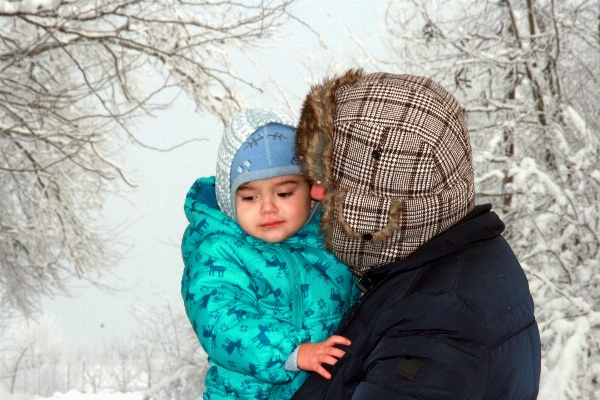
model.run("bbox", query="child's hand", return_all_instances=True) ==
[296,335,351,379]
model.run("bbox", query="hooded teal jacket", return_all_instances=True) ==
[181,177,359,399]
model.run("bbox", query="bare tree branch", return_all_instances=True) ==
[0,0,295,317]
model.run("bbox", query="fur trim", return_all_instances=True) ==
[334,190,403,242]
[296,68,364,189]
[296,69,365,248]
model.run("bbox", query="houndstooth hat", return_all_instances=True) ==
[296,70,475,276]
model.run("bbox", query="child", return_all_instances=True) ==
[181,108,360,399]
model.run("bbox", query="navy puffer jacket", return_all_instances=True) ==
[292,205,541,399]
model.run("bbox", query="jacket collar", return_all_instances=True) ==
[356,204,503,293]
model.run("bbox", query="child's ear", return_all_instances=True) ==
[311,183,326,201]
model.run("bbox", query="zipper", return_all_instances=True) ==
[274,244,302,327]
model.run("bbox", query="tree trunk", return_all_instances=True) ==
[10,345,30,394]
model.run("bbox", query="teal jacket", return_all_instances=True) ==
[181,177,359,399]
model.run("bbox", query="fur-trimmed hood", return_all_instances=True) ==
[296,69,365,191]
[296,70,475,276]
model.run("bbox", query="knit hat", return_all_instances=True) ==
[215,108,301,222]
[296,70,475,276]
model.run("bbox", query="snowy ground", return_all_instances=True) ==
[1,387,143,400]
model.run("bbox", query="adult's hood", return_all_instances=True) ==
[296,70,475,276]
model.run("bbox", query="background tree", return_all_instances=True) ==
[0,316,67,395]
[373,0,600,397]
[0,0,294,318]
[133,294,208,398]
[0,298,209,396]
[100,335,143,393]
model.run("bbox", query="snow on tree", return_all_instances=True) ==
[0,297,209,396]
[0,316,67,395]
[371,0,600,397]
[0,0,294,318]
[133,296,209,399]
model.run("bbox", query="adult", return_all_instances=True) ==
[291,70,541,399]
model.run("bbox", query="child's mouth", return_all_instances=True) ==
[261,221,283,229]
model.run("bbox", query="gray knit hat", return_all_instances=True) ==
[296,70,475,275]
[215,108,299,222]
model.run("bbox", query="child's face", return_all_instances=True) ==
[235,175,313,243]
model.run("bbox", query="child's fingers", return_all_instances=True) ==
[319,354,342,367]
[296,338,350,374]
[325,335,351,346]
[324,346,346,360]
[313,364,332,380]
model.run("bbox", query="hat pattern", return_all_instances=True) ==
[297,71,475,275]
[215,109,298,221]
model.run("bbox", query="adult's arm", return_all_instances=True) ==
[293,293,490,399]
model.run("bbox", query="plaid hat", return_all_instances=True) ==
[215,108,300,222]
[296,70,475,275]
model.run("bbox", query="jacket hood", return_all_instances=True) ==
[296,70,475,275]
[184,177,243,246]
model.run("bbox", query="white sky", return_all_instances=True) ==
[41,0,388,344]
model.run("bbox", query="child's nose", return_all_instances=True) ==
[261,197,278,214]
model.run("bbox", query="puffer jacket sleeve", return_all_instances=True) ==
[182,234,311,384]
[345,294,490,399]
[292,294,490,400]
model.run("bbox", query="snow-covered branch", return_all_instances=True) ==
[0,0,295,318]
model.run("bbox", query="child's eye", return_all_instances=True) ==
[277,192,293,198]
[242,195,257,202]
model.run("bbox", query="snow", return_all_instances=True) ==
[538,316,589,399]
[43,391,143,400]
[566,105,587,135]
[0,387,143,400]
[0,0,60,13]
[0,1,16,13]
[510,157,569,206]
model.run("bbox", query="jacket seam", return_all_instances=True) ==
[490,318,537,350]
[449,253,464,294]
[483,295,532,325]
[403,266,428,299]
